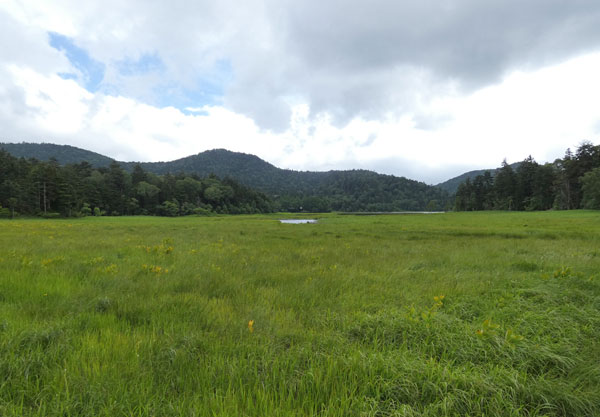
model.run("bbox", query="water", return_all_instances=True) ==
[279,219,318,224]
[339,211,445,215]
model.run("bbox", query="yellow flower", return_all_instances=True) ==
[248,320,255,333]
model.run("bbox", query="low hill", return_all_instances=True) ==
[0,142,115,167]
[435,168,496,194]
[0,142,450,211]
[436,162,521,194]
[122,149,291,194]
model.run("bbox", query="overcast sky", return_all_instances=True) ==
[1,1,600,184]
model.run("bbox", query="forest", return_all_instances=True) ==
[3,141,599,217]
[0,145,450,216]
[0,151,274,218]
[454,142,600,211]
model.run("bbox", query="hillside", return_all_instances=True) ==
[435,168,496,194]
[0,142,450,211]
[0,142,115,167]
[123,149,294,194]
[436,162,521,194]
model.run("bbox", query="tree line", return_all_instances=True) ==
[0,150,274,218]
[275,170,449,212]
[0,146,453,215]
[454,142,600,211]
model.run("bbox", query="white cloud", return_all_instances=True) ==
[0,1,599,184]
[2,50,600,183]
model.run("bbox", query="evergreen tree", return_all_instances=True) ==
[131,164,147,185]
[515,156,538,210]
[494,160,516,210]
[581,167,600,209]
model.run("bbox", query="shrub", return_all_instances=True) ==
[40,212,61,219]
[80,203,92,216]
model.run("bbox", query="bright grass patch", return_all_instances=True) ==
[0,211,599,416]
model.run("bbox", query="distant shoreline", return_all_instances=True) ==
[339,211,446,215]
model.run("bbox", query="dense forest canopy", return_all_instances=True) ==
[0,144,451,216]
[454,142,600,211]
[435,162,521,194]
[0,151,274,218]
[3,141,599,217]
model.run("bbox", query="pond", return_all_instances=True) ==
[279,219,318,224]
[339,211,445,215]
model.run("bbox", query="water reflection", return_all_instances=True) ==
[279,219,318,224]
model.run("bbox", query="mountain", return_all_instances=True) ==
[0,142,450,211]
[0,142,115,167]
[435,162,522,194]
[122,149,291,194]
[435,168,496,194]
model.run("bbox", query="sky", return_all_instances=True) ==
[1,1,600,184]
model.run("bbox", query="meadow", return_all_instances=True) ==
[0,211,599,416]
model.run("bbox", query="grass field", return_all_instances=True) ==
[1,211,599,416]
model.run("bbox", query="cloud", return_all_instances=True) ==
[49,32,105,91]
[0,9,71,74]
[1,1,600,184]
[5,0,600,130]
[2,50,600,183]
[257,0,600,127]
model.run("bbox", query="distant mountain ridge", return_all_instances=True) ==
[0,142,115,167]
[2,141,484,192]
[435,163,522,194]
[0,142,450,210]
[435,168,497,194]
[124,149,291,194]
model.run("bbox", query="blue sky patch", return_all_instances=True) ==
[156,59,233,111]
[117,53,165,76]
[181,108,210,116]
[56,72,78,81]
[155,81,222,112]
[48,32,233,112]
[49,32,105,92]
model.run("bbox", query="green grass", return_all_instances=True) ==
[1,211,599,416]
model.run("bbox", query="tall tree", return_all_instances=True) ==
[494,160,516,210]
[581,167,600,209]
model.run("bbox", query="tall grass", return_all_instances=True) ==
[1,211,599,416]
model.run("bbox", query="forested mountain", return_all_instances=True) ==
[0,142,115,168]
[0,142,450,214]
[435,162,521,194]
[0,150,274,218]
[436,169,494,194]
[278,170,446,212]
[5,140,599,215]
[453,142,600,211]
[124,149,285,193]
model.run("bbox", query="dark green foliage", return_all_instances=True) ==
[436,162,521,194]
[438,168,495,194]
[1,143,451,212]
[0,206,11,218]
[122,150,451,211]
[494,160,517,209]
[0,142,115,167]
[581,167,600,209]
[455,142,600,211]
[0,150,273,217]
